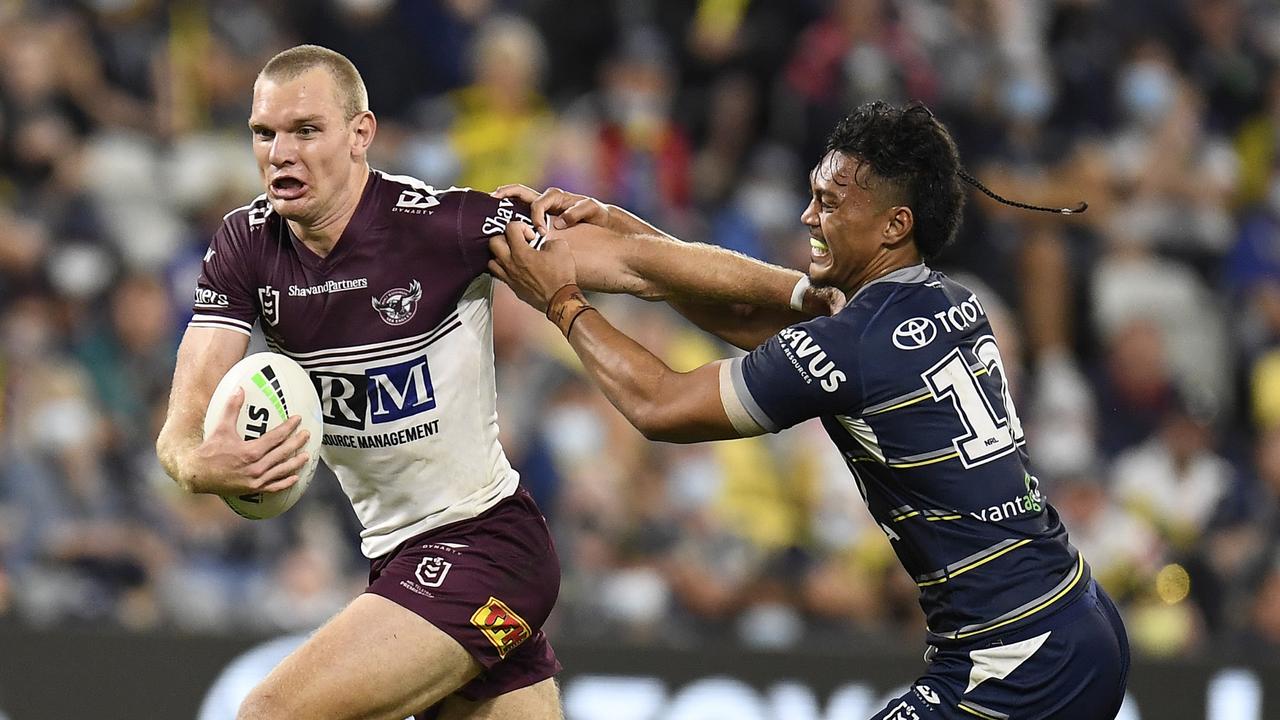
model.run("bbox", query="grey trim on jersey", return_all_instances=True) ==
[861,359,986,417]
[890,446,958,465]
[718,360,767,436]
[935,548,1085,640]
[848,263,931,302]
[889,505,961,522]
[957,701,1009,720]
[726,357,779,433]
[914,537,1027,585]
[862,386,932,415]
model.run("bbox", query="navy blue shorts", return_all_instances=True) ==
[874,580,1129,720]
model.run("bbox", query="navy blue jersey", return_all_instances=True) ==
[720,265,1088,643]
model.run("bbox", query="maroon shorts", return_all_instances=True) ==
[366,488,562,709]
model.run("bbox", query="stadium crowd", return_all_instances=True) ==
[1,0,1279,662]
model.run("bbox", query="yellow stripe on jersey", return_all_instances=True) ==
[865,393,931,416]
[958,702,1004,720]
[888,451,960,469]
[952,553,1086,640]
[916,538,1034,588]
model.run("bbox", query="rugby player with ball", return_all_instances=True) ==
[155,45,838,720]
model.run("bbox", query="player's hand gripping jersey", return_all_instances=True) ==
[721,265,1088,643]
[191,171,531,557]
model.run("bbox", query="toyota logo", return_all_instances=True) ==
[892,317,937,350]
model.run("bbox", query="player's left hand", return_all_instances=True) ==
[493,184,613,235]
[488,220,578,313]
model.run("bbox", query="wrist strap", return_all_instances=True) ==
[789,275,811,312]
[546,284,594,337]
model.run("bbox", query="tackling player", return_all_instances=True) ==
[490,102,1130,720]
[155,45,836,720]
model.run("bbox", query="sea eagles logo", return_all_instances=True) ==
[258,286,280,326]
[371,280,422,326]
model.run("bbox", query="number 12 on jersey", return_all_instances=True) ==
[922,335,1025,468]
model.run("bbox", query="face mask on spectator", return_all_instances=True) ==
[1119,62,1174,125]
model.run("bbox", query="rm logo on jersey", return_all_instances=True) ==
[415,557,453,588]
[471,597,532,658]
[312,354,437,430]
[394,189,440,213]
[258,286,280,326]
[893,317,937,350]
[372,280,422,326]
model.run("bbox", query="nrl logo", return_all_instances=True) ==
[372,279,422,326]
[258,285,280,326]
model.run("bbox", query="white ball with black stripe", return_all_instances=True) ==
[203,352,324,519]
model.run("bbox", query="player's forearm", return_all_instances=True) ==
[562,214,804,308]
[562,310,724,443]
[668,298,805,351]
[628,233,804,308]
[156,415,202,493]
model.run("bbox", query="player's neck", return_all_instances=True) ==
[845,248,924,296]
[288,165,371,257]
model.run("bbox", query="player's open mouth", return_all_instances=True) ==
[270,177,307,200]
[810,237,831,261]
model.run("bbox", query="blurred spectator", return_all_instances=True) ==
[446,14,554,191]
[590,27,693,231]
[1111,393,1235,554]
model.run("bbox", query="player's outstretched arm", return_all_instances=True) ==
[489,222,766,442]
[156,326,310,496]
[494,185,844,349]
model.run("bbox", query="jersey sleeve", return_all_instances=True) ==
[721,316,863,433]
[452,191,535,276]
[188,220,257,336]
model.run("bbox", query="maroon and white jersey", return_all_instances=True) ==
[190,170,534,557]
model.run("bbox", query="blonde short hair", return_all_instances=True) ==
[259,44,369,119]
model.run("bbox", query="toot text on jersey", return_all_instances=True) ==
[933,293,987,334]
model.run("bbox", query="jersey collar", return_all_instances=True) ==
[850,263,932,302]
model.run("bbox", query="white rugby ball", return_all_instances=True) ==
[203,352,323,519]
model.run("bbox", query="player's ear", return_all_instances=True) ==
[351,110,376,158]
[884,205,914,246]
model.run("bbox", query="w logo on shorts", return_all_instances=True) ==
[471,597,531,658]
[415,557,452,588]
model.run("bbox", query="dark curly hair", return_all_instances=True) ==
[824,101,965,261]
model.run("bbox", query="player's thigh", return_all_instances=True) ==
[237,592,482,720]
[436,678,562,720]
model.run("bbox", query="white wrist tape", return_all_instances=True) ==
[789,275,811,312]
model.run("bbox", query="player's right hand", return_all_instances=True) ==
[493,184,613,235]
[180,387,310,496]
